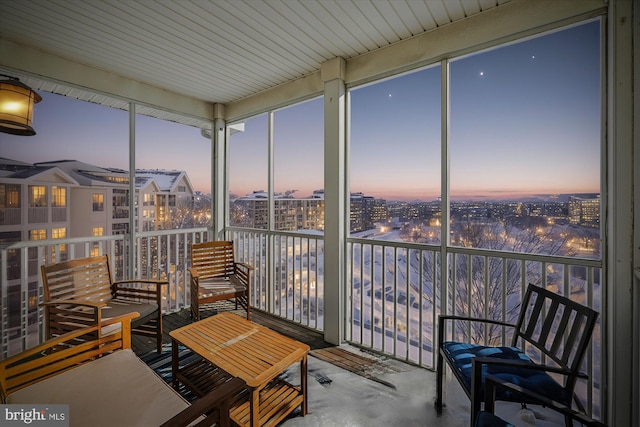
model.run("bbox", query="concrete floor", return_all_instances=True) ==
[279,344,566,427]
[138,308,567,427]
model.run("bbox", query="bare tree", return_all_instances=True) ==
[168,197,196,229]
[407,216,578,346]
[447,219,574,345]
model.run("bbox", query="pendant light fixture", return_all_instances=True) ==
[0,75,42,136]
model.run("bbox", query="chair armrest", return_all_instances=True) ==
[0,313,139,401]
[188,267,201,279]
[112,279,168,302]
[232,263,251,291]
[40,299,107,309]
[234,262,254,272]
[438,314,515,329]
[437,315,515,353]
[484,374,607,427]
[159,377,246,427]
[113,279,169,286]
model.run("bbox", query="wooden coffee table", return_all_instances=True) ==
[170,312,309,427]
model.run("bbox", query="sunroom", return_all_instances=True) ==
[0,0,636,426]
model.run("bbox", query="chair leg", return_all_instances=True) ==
[470,359,483,427]
[191,301,200,321]
[156,313,163,354]
[436,350,444,413]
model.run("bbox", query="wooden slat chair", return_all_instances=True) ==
[41,255,167,353]
[1,313,247,427]
[436,283,599,427]
[189,241,252,321]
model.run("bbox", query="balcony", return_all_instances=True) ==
[0,1,635,426]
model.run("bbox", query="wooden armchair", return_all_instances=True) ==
[436,283,599,427]
[189,241,252,321]
[41,255,167,353]
[1,313,247,427]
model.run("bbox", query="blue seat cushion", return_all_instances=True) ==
[441,342,571,405]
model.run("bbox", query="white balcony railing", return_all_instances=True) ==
[346,237,603,417]
[0,228,208,358]
[1,228,603,416]
[229,228,324,331]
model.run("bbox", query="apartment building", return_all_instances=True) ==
[232,190,325,232]
[0,158,196,331]
[568,194,601,227]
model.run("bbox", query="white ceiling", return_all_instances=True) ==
[0,0,512,107]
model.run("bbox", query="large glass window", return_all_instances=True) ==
[272,98,324,232]
[449,20,601,259]
[229,114,268,229]
[136,112,208,230]
[346,20,602,388]
[349,66,442,243]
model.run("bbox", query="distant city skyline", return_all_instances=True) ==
[0,20,600,202]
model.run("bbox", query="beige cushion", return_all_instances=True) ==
[103,299,158,330]
[7,349,189,427]
[199,277,246,298]
[54,300,158,336]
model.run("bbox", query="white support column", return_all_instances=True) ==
[607,0,634,426]
[440,60,450,318]
[322,58,346,345]
[212,103,226,240]
[633,0,640,423]
[128,102,136,279]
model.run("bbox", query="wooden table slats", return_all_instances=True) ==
[230,379,304,427]
[170,312,309,427]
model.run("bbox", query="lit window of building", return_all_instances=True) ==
[51,227,67,258]
[0,184,20,208]
[29,229,46,240]
[51,227,66,239]
[93,193,104,211]
[51,186,67,207]
[29,185,47,207]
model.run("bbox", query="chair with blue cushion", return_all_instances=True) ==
[435,283,598,427]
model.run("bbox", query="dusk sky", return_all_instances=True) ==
[1,20,600,202]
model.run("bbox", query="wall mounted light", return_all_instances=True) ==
[0,75,42,136]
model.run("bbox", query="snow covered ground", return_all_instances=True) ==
[280,343,566,427]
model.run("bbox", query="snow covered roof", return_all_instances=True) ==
[0,158,78,183]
